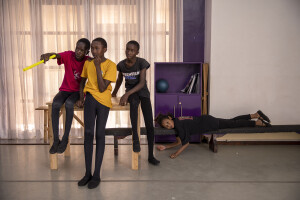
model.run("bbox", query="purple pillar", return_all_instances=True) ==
[183,0,205,62]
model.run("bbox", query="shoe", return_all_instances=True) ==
[148,157,160,165]
[132,140,141,152]
[257,110,270,123]
[88,177,101,189]
[78,175,92,186]
[209,135,218,153]
[49,140,60,154]
[57,140,68,154]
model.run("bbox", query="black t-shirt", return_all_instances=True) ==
[117,57,150,98]
[174,115,219,145]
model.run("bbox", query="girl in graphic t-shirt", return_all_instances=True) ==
[112,40,160,166]
[154,110,271,158]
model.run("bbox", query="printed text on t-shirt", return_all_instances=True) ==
[123,71,140,80]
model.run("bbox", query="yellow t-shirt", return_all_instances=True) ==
[81,59,117,108]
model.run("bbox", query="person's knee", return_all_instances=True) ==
[52,101,62,110]
[129,94,139,105]
[130,99,139,108]
[84,128,94,140]
[65,100,75,111]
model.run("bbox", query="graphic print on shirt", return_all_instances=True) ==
[73,70,81,80]
[178,116,193,120]
[122,71,140,80]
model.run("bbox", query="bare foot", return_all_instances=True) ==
[251,112,259,119]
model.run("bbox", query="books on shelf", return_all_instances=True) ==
[181,73,200,94]
[180,74,194,93]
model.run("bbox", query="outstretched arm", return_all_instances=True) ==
[40,53,61,63]
[157,137,181,150]
[170,142,190,159]
[112,72,123,97]
[119,68,146,105]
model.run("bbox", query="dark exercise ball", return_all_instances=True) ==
[156,79,169,93]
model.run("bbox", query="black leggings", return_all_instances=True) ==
[217,114,256,129]
[84,93,110,179]
[52,91,79,142]
[128,93,154,159]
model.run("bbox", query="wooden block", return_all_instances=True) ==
[50,154,58,170]
[202,63,209,115]
[132,150,139,170]
[64,142,71,157]
[43,110,48,143]
[48,104,54,146]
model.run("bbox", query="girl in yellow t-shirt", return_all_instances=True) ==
[76,38,117,189]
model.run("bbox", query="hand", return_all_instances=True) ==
[40,53,52,64]
[170,153,178,159]
[76,99,84,108]
[93,56,102,68]
[156,145,166,151]
[119,94,129,106]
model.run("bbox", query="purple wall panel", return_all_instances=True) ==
[183,0,205,62]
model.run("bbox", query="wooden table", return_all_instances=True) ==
[47,97,141,170]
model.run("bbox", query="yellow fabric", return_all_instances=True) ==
[81,59,117,108]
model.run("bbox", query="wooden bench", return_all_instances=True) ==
[152,126,300,152]
[43,97,142,170]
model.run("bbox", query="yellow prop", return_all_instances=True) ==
[23,55,56,71]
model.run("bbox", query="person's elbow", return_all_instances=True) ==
[99,87,106,93]
[139,80,146,88]
[99,85,109,93]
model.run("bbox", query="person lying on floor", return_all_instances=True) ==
[154,110,271,159]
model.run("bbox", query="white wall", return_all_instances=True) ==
[205,0,300,125]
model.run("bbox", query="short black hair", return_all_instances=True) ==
[77,38,90,50]
[154,113,174,128]
[127,40,140,51]
[93,37,107,48]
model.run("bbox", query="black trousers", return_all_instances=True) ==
[128,93,154,159]
[83,93,110,179]
[217,114,256,129]
[52,91,79,142]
